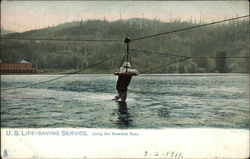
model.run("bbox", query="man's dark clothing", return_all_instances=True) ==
[116,75,132,91]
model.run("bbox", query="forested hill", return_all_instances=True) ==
[1,18,249,73]
[1,29,15,35]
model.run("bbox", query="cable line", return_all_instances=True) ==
[133,48,249,73]
[0,37,123,43]
[131,48,250,59]
[140,57,191,74]
[1,51,124,91]
[130,49,188,58]
[132,49,250,58]
[1,15,249,86]
[131,15,249,42]
[2,15,248,44]
[189,56,250,59]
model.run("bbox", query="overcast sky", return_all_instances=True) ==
[1,1,249,32]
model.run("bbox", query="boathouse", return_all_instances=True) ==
[0,59,37,74]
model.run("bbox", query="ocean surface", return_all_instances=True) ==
[1,74,249,129]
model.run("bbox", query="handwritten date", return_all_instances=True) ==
[144,150,183,158]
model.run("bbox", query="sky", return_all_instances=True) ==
[1,1,249,33]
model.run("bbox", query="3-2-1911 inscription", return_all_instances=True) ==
[144,150,183,158]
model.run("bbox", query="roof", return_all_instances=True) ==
[19,59,30,63]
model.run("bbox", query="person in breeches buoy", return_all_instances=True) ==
[115,75,132,102]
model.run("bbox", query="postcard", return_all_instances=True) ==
[1,1,249,158]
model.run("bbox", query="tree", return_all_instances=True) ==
[215,50,228,73]
[187,62,198,73]
[178,64,186,73]
[1,19,248,73]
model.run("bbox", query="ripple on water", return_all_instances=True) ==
[1,74,249,128]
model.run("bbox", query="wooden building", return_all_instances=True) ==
[0,60,37,74]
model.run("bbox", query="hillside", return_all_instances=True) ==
[1,18,249,73]
[1,29,15,35]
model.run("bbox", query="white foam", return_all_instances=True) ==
[75,93,115,101]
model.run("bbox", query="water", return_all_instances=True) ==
[1,74,249,129]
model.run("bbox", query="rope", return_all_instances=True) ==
[130,49,188,58]
[140,57,191,74]
[189,56,250,59]
[0,37,123,43]
[1,51,124,91]
[133,48,249,74]
[131,15,249,42]
[1,15,249,87]
[131,49,250,59]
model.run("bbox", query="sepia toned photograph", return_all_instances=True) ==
[1,0,249,158]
